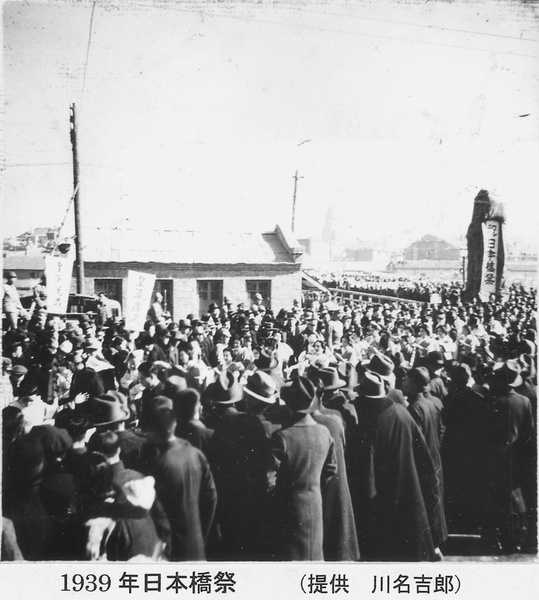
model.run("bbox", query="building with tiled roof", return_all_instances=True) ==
[81,224,303,317]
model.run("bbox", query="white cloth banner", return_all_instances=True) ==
[45,255,74,313]
[125,270,156,331]
[480,220,500,296]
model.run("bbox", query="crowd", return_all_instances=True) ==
[322,273,465,303]
[2,269,537,562]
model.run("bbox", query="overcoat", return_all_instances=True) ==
[207,411,274,560]
[347,396,438,561]
[312,410,360,561]
[271,415,337,561]
[408,394,448,546]
[140,437,217,561]
[441,388,491,527]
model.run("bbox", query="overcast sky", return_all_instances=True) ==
[3,0,539,250]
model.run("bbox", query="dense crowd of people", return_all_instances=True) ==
[322,273,467,303]
[2,269,537,562]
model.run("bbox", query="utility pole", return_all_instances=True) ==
[291,170,303,233]
[70,103,85,294]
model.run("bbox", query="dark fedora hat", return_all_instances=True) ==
[281,375,317,414]
[426,351,445,368]
[364,353,394,379]
[317,367,346,391]
[88,391,130,426]
[355,371,386,398]
[491,360,523,388]
[406,367,430,390]
[254,348,279,371]
[169,330,185,342]
[244,371,278,404]
[206,371,242,405]
[518,353,536,379]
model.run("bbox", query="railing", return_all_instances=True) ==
[330,287,426,306]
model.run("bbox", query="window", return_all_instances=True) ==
[197,280,223,316]
[94,279,123,305]
[246,280,271,308]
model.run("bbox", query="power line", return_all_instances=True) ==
[126,2,538,59]
[4,162,72,168]
[278,5,539,44]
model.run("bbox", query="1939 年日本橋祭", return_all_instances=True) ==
[1,0,538,567]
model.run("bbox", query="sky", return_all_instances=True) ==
[2,0,539,251]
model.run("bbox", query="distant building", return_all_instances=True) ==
[80,225,303,318]
[3,254,46,296]
[11,227,60,250]
[403,234,460,261]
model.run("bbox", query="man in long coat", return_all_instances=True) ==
[402,367,448,551]
[206,372,275,560]
[441,364,490,532]
[271,376,337,561]
[483,360,535,553]
[347,371,439,561]
[139,407,217,561]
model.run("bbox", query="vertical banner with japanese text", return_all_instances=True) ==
[125,270,156,331]
[45,255,74,313]
[479,220,500,297]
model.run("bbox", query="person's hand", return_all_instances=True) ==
[74,392,89,404]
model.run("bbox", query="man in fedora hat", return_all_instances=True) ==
[243,370,287,437]
[88,391,144,469]
[402,367,447,552]
[360,352,407,407]
[347,371,440,561]
[270,375,337,560]
[482,360,535,553]
[206,371,275,560]
[202,370,243,429]
[306,372,360,561]
[441,363,491,535]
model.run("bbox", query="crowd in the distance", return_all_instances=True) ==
[2,271,537,562]
[322,273,466,303]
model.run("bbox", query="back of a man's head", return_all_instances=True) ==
[148,407,177,441]
[174,388,201,423]
[88,430,120,458]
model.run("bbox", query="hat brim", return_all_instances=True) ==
[509,374,524,388]
[89,409,130,427]
[365,367,393,381]
[213,397,240,405]
[322,380,347,391]
[244,386,277,404]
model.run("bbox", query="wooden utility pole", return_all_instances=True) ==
[291,170,303,233]
[70,103,85,294]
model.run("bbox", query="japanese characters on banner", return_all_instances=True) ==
[125,270,156,331]
[479,220,500,297]
[45,255,74,313]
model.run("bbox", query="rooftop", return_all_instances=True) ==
[83,225,301,265]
